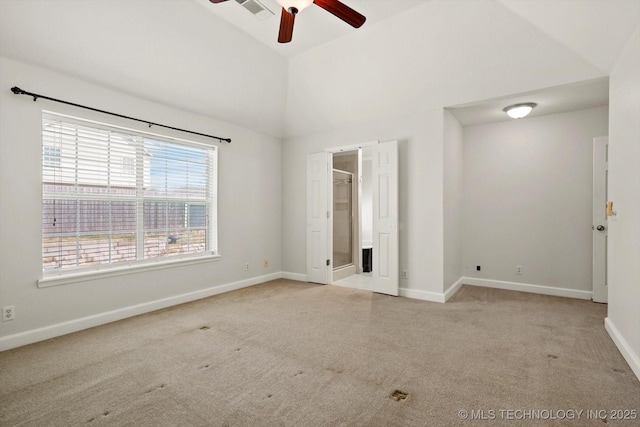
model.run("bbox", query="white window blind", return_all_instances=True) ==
[42,112,218,276]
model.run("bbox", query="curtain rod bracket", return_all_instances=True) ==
[10,86,231,143]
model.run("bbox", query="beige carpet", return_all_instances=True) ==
[1,281,638,426]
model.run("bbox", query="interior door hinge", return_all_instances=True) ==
[327,211,330,218]
[326,259,330,266]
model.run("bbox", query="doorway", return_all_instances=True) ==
[332,150,365,284]
[333,169,353,268]
[305,141,399,296]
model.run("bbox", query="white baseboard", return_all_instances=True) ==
[444,277,465,301]
[0,272,282,352]
[462,277,593,300]
[281,271,307,282]
[399,277,463,304]
[605,317,640,381]
[0,272,596,352]
[399,287,445,303]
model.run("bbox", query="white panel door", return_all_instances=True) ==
[371,141,399,296]
[592,137,608,303]
[307,152,330,284]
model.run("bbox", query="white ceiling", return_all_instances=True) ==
[447,78,610,127]
[0,0,290,137]
[0,1,638,138]
[497,0,640,74]
[198,0,427,58]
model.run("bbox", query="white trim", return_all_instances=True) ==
[281,271,307,282]
[444,277,464,301]
[326,140,378,153]
[2,272,600,352]
[462,277,592,300]
[399,287,445,303]
[333,265,356,281]
[605,317,640,381]
[38,254,221,288]
[0,272,280,352]
[399,276,464,304]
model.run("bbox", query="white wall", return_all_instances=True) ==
[1,1,636,364]
[281,0,609,302]
[0,0,288,137]
[281,110,445,299]
[284,0,604,138]
[0,57,282,348]
[462,106,609,295]
[443,111,464,292]
[606,25,640,379]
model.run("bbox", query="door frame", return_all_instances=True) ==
[327,141,378,284]
[306,140,399,296]
[592,136,608,303]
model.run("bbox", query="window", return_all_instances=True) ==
[122,156,135,176]
[43,146,61,168]
[42,112,218,277]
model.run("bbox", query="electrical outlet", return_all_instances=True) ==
[516,265,523,275]
[244,263,249,271]
[264,259,269,268]
[2,305,15,321]
[402,270,408,279]
[476,265,481,271]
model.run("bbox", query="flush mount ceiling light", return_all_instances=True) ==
[503,102,537,119]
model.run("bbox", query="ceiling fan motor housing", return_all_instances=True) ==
[210,0,366,43]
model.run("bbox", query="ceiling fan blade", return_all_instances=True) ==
[278,8,295,44]
[313,0,366,28]
[209,0,229,3]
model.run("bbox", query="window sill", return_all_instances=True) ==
[38,253,221,288]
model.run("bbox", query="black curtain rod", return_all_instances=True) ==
[10,86,231,143]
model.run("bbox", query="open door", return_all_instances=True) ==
[307,152,330,284]
[592,137,608,303]
[371,141,399,296]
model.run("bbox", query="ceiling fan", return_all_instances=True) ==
[209,0,366,43]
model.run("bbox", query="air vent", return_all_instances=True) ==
[235,0,274,21]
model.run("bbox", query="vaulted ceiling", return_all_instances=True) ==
[199,0,427,58]
[1,0,638,138]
